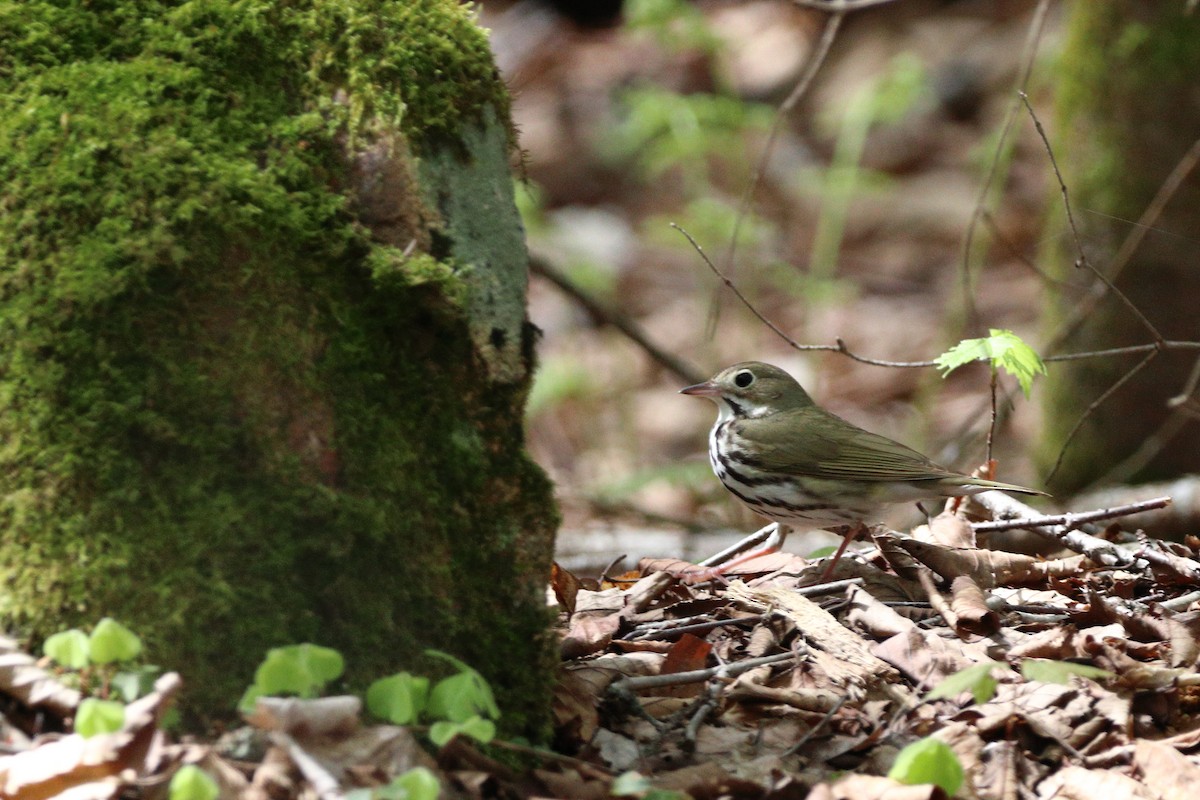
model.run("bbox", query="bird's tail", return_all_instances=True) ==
[965,477,1048,496]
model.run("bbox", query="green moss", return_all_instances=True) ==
[0,0,555,734]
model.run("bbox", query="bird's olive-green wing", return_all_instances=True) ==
[739,407,963,482]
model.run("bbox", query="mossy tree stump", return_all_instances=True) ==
[0,0,558,735]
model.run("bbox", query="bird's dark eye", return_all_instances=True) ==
[734,370,754,388]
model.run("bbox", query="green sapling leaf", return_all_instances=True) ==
[428,715,495,746]
[888,737,965,795]
[367,672,430,725]
[169,765,220,800]
[1020,658,1112,684]
[44,629,90,669]
[427,670,499,723]
[254,643,344,698]
[76,698,125,738]
[936,328,1046,397]
[925,660,1007,705]
[88,618,143,664]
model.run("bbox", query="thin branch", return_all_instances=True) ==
[971,496,1173,533]
[1099,407,1192,486]
[986,367,998,464]
[1020,91,1165,346]
[529,253,706,385]
[711,8,846,335]
[959,0,1053,331]
[1044,340,1200,363]
[610,651,795,693]
[680,225,942,367]
[1045,349,1159,483]
[1046,137,1200,352]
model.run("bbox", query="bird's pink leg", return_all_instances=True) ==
[818,522,867,583]
[680,523,789,583]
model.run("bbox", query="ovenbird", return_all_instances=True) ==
[681,361,1043,578]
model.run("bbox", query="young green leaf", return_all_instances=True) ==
[349,767,440,800]
[169,765,220,800]
[925,660,1007,705]
[367,672,430,725]
[1020,658,1112,684]
[936,328,1046,397]
[76,698,125,738]
[429,715,496,747]
[427,670,500,723]
[238,684,265,715]
[424,651,500,722]
[44,629,90,669]
[888,737,965,795]
[88,618,143,665]
[254,643,344,698]
[111,665,162,702]
[390,767,440,800]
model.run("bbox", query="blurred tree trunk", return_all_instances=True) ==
[1040,1,1200,494]
[0,0,558,734]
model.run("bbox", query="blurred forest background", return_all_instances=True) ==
[486,0,1086,571]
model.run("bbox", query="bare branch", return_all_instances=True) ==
[529,253,706,385]
[1020,91,1165,346]
[1046,137,1200,352]
[959,0,1053,331]
[1045,349,1159,483]
[971,496,1173,533]
[711,8,846,335]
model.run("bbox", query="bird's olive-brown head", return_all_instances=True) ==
[680,362,815,420]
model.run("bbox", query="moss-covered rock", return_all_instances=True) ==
[0,0,557,735]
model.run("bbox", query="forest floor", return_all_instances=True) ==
[6,2,1200,799]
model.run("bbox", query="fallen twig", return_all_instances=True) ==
[609,652,795,693]
[971,496,1173,533]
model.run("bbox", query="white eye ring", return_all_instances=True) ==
[734,370,754,388]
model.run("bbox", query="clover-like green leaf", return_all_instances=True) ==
[925,660,1007,705]
[1020,658,1112,684]
[88,618,142,665]
[429,715,495,746]
[76,698,125,738]
[367,672,430,725]
[169,765,220,800]
[44,629,90,669]
[253,643,344,698]
[888,737,965,795]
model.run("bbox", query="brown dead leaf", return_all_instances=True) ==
[661,634,711,675]
[552,562,582,614]
[534,767,610,800]
[650,760,765,799]
[554,663,610,745]
[247,746,299,800]
[1036,764,1158,798]
[845,585,916,639]
[0,672,179,799]
[626,571,677,612]
[0,638,82,719]
[655,634,711,698]
[725,583,902,687]
[913,513,975,549]
[895,538,1092,587]
[949,576,999,636]
[872,626,975,689]
[813,774,947,799]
